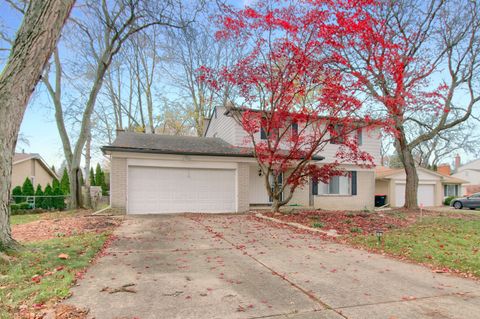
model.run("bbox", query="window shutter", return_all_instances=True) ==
[260,126,267,140]
[312,178,318,196]
[292,122,298,137]
[351,171,357,195]
[357,128,363,146]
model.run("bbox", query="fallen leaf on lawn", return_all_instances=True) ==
[31,275,42,283]
[58,253,69,260]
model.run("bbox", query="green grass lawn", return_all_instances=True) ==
[0,232,110,318]
[10,210,84,226]
[350,217,480,277]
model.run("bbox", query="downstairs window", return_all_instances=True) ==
[312,172,357,196]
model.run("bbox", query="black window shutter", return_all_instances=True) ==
[312,178,318,195]
[292,122,298,136]
[351,171,357,195]
[260,126,267,140]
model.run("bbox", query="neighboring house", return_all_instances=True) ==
[375,166,465,207]
[12,153,58,188]
[104,106,382,214]
[451,155,480,196]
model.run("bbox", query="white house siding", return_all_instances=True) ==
[205,107,236,144]
[208,109,382,166]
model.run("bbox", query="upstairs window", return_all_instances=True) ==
[330,124,345,144]
[260,124,279,140]
[357,128,363,146]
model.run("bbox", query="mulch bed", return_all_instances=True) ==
[12,215,123,242]
[261,209,420,235]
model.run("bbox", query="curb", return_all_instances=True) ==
[91,205,112,216]
[254,213,339,237]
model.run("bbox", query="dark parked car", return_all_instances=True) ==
[451,193,480,210]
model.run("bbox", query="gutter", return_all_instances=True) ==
[101,146,324,161]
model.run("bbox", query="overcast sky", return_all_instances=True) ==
[0,0,478,171]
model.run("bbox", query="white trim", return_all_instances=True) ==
[394,181,437,185]
[127,158,238,169]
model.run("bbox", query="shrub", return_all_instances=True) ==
[11,206,43,215]
[95,164,108,195]
[11,202,30,210]
[53,185,66,210]
[60,168,70,194]
[444,196,456,206]
[12,186,23,204]
[89,167,96,186]
[22,177,35,196]
[42,184,53,210]
[312,222,324,228]
[34,184,44,209]
[52,178,60,190]
[350,227,363,233]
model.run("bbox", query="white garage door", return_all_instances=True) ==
[128,166,236,214]
[395,183,435,207]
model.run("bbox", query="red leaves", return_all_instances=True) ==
[263,210,416,236]
[198,1,384,197]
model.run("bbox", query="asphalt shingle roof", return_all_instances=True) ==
[102,131,324,160]
[102,132,255,157]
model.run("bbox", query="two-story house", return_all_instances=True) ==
[452,155,480,195]
[104,106,381,214]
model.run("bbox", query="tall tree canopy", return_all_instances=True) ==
[201,0,383,211]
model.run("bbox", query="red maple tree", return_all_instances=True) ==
[200,0,385,211]
[341,0,480,208]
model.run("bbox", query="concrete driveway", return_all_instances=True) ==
[67,214,480,319]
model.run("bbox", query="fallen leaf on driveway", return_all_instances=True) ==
[100,283,136,294]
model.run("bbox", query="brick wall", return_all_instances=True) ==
[110,156,127,213]
[237,162,250,212]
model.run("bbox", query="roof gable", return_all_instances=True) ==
[458,158,480,171]
[375,166,466,184]
[13,153,58,179]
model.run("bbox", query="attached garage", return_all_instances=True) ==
[103,132,255,214]
[128,166,236,214]
[394,183,435,207]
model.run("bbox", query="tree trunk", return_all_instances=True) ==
[271,198,281,213]
[0,144,15,249]
[84,131,92,208]
[402,151,419,209]
[395,128,419,209]
[0,0,75,250]
[68,160,83,209]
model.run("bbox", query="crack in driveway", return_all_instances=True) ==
[188,216,349,319]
